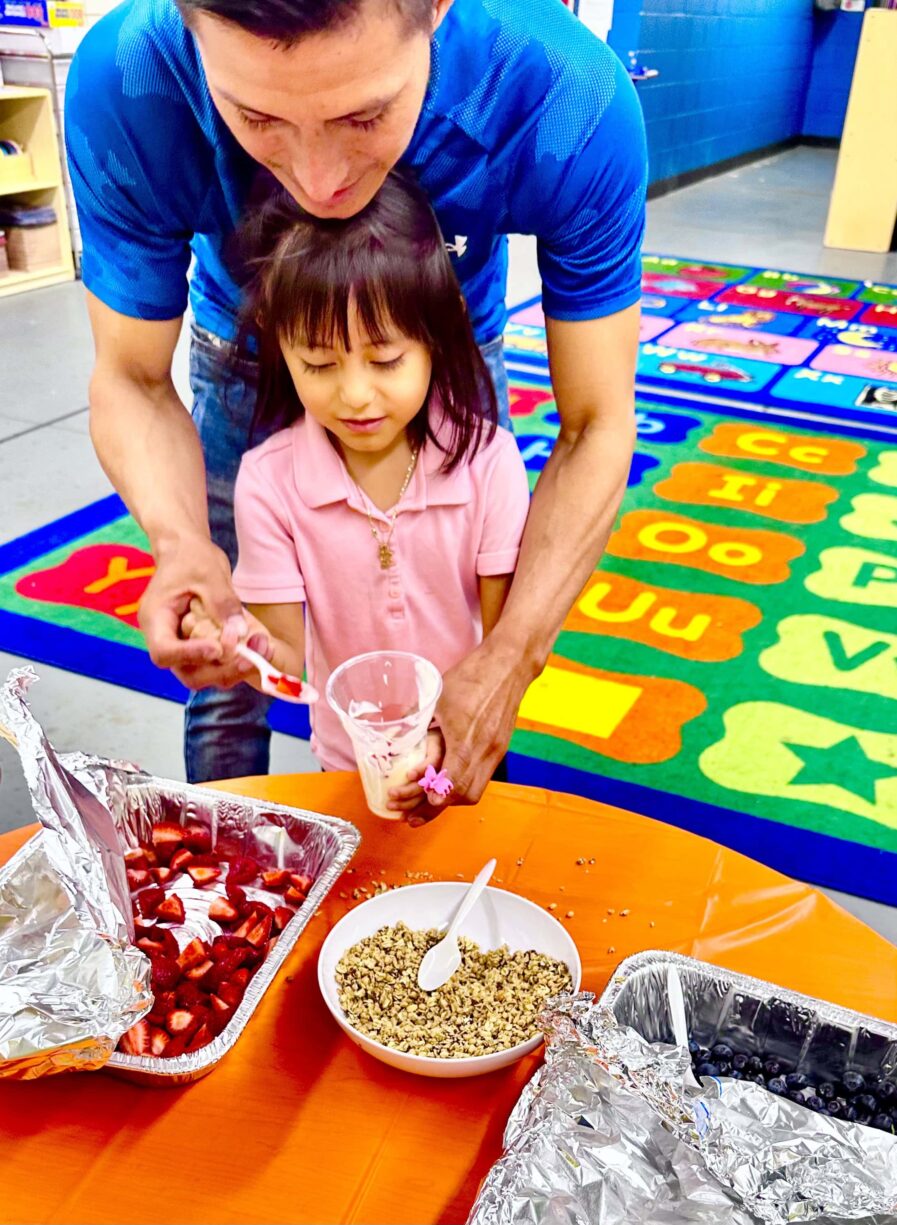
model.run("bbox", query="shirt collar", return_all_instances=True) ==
[291,411,473,513]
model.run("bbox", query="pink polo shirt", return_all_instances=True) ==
[232,413,530,770]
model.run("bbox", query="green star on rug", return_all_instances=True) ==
[784,736,897,805]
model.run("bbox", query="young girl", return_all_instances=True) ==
[184,172,530,814]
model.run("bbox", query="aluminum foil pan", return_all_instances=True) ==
[1,668,360,1086]
[470,953,897,1224]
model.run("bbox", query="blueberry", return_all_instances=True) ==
[710,1044,734,1063]
[785,1072,808,1091]
[751,1074,766,1085]
[716,1060,731,1076]
[841,1072,865,1095]
[732,1053,749,1072]
[764,1059,782,1079]
[856,1094,878,1115]
[788,1090,805,1104]
[856,1111,873,1126]
[768,1077,787,1095]
[688,1039,701,1057]
[817,1082,836,1101]
[843,1105,858,1121]
[827,1100,843,1117]
[696,1062,720,1078]
[873,1113,894,1132]
[878,1080,897,1105]
[805,1095,825,1112]
[731,1070,744,1080]
[746,1056,764,1075]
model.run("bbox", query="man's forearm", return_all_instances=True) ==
[89,373,211,558]
[494,410,635,676]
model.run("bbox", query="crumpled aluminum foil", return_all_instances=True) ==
[470,985,897,1225]
[0,668,152,1079]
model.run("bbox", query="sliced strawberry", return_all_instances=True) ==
[126,868,151,892]
[187,864,222,887]
[246,913,272,948]
[136,935,167,959]
[177,937,208,971]
[289,873,313,894]
[273,673,303,698]
[228,856,260,886]
[185,958,215,985]
[187,1022,214,1053]
[266,937,278,956]
[232,915,256,941]
[210,934,241,961]
[208,896,240,924]
[136,885,165,918]
[124,849,148,870]
[217,980,244,1008]
[151,821,184,851]
[140,845,159,867]
[156,927,180,959]
[260,869,290,892]
[224,878,248,908]
[165,1033,188,1058]
[155,894,186,924]
[150,956,182,992]
[175,981,208,1009]
[208,998,234,1035]
[169,847,194,873]
[248,901,273,921]
[133,919,159,938]
[284,886,307,906]
[150,1026,171,1057]
[273,906,294,934]
[231,967,252,991]
[183,823,213,853]
[119,1019,151,1056]
[151,866,175,886]
[165,1007,204,1039]
[148,990,177,1024]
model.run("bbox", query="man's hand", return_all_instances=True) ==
[403,633,531,826]
[139,535,253,690]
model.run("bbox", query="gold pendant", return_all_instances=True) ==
[378,544,393,569]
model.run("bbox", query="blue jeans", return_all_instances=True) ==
[184,325,511,783]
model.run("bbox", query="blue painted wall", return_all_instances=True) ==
[802,8,864,140]
[607,2,863,186]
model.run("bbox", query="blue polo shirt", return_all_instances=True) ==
[65,0,646,345]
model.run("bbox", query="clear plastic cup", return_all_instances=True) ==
[326,651,443,819]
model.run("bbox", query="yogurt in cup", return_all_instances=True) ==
[326,651,443,819]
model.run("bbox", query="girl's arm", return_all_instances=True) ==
[479,574,515,638]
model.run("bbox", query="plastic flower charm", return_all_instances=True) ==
[420,765,454,798]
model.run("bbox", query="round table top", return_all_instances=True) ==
[1,772,894,1225]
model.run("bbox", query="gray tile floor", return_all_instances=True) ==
[1,146,895,939]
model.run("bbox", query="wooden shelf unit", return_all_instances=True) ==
[0,85,75,297]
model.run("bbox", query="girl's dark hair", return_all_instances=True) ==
[177,0,433,44]
[233,171,498,472]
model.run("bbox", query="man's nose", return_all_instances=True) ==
[287,134,350,208]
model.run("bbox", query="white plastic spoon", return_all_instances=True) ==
[417,858,497,992]
[234,641,319,705]
[667,964,689,1050]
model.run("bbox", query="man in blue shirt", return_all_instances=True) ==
[66,0,646,814]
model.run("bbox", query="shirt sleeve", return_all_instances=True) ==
[477,429,531,576]
[510,43,647,323]
[233,450,307,605]
[64,8,207,321]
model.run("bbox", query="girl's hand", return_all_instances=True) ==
[181,599,275,674]
[386,729,445,817]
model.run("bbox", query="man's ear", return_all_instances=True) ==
[432,0,455,34]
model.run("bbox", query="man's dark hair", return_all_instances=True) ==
[177,0,433,42]
[231,171,497,473]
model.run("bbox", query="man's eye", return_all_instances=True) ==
[348,113,384,132]
[238,110,277,131]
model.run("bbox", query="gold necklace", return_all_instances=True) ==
[357,447,419,570]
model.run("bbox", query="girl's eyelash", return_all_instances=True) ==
[301,361,334,374]
[372,355,405,370]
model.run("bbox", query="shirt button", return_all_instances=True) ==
[389,586,400,598]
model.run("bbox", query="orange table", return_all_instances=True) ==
[2,773,897,1225]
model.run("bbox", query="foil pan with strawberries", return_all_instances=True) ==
[0,668,360,1086]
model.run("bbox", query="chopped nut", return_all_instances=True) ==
[548,903,558,911]
[339,891,348,899]
[588,858,595,865]
[516,857,524,867]
[575,858,585,866]
[558,886,565,892]
[620,909,630,917]
[649,921,656,929]
[335,922,572,1059]
[607,946,615,954]
[565,910,574,919]
[607,908,615,915]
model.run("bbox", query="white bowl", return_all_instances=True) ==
[317,881,582,1078]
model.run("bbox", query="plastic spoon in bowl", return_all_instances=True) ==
[417,858,497,992]
[667,965,689,1050]
[234,641,319,704]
